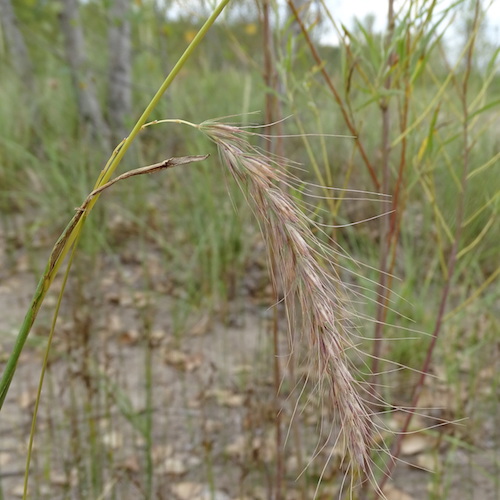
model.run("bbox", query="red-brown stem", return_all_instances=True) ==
[262,3,284,496]
[389,0,437,249]
[262,0,273,128]
[286,0,380,190]
[371,29,412,369]
[376,3,479,494]
[382,57,411,303]
[389,31,411,242]
[272,277,284,500]
[370,0,395,389]
[371,93,410,377]
[262,0,284,158]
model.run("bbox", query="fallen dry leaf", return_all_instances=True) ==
[18,389,37,410]
[185,353,204,372]
[16,254,30,273]
[164,349,188,368]
[171,482,230,500]
[209,389,245,407]
[401,433,437,456]
[383,483,414,500]
[119,294,133,307]
[204,419,223,433]
[414,452,439,472]
[109,313,123,332]
[133,291,150,309]
[105,291,120,304]
[152,444,174,463]
[150,329,165,344]
[163,349,203,372]
[189,314,211,336]
[172,482,203,498]
[50,471,70,486]
[0,452,11,467]
[116,455,141,473]
[252,433,275,463]
[159,456,188,476]
[388,411,427,433]
[118,328,140,345]
[225,435,247,459]
[101,431,123,450]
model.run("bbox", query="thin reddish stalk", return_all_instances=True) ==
[262,2,284,495]
[371,25,412,349]
[262,0,274,129]
[271,264,284,500]
[383,67,411,297]
[262,0,284,158]
[370,0,395,387]
[286,0,380,190]
[387,25,411,245]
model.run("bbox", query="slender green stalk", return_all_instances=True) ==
[23,237,80,500]
[138,242,155,499]
[144,330,154,499]
[0,0,231,410]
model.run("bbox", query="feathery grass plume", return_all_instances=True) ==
[198,118,374,473]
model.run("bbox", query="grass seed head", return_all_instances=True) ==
[199,119,374,474]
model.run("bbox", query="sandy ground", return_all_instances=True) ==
[0,231,499,499]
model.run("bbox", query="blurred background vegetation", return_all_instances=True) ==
[0,0,499,498]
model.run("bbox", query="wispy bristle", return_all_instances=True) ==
[199,119,374,473]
